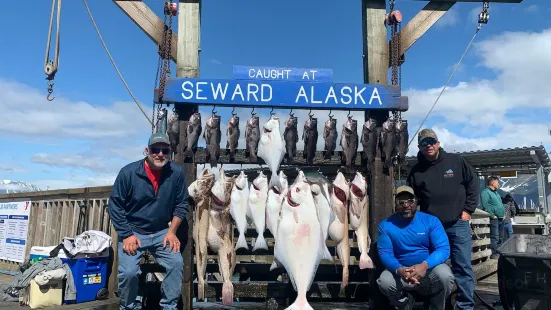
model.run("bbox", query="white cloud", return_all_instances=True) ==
[435,7,459,28]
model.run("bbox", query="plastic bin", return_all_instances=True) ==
[29,246,109,304]
[497,234,551,310]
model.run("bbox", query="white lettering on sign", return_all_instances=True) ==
[248,68,291,80]
[181,81,273,102]
[294,86,382,106]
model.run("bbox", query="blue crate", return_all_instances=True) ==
[64,255,109,304]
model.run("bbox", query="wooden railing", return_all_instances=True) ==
[0,186,495,302]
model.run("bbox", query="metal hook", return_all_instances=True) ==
[251,107,256,116]
[347,110,351,118]
[270,107,275,116]
[212,105,217,114]
[231,107,237,116]
[309,110,313,118]
[46,92,55,101]
[328,110,333,118]
[289,109,294,117]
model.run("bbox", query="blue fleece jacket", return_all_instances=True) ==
[377,211,450,272]
[107,159,190,239]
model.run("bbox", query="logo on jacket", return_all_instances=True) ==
[444,169,454,178]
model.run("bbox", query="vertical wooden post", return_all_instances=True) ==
[362,0,394,308]
[174,1,201,309]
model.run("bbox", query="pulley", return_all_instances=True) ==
[164,2,177,16]
[478,2,490,25]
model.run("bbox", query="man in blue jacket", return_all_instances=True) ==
[108,132,190,310]
[377,186,456,310]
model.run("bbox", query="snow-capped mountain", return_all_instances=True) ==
[0,180,41,194]
[477,175,543,210]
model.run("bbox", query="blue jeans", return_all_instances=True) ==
[118,228,183,310]
[489,218,504,254]
[444,219,475,310]
[503,221,513,241]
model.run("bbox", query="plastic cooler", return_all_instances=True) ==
[29,246,109,304]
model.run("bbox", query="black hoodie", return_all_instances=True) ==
[406,148,479,225]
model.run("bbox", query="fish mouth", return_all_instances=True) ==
[272,186,281,195]
[253,183,260,191]
[211,193,224,206]
[333,186,347,204]
[235,183,244,191]
[264,128,272,133]
[286,190,300,207]
[351,184,365,198]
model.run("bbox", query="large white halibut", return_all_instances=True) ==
[230,171,250,251]
[327,172,351,288]
[349,172,374,269]
[258,115,286,188]
[273,177,332,310]
[247,171,269,252]
[266,170,288,238]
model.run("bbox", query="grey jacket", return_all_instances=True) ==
[503,201,517,222]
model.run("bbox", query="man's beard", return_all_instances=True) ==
[147,154,168,169]
[398,209,416,220]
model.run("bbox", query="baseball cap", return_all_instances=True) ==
[417,128,438,143]
[395,185,415,197]
[148,132,171,146]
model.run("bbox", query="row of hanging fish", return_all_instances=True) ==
[188,166,375,307]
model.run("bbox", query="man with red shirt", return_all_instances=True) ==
[108,132,190,310]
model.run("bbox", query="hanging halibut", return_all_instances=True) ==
[349,172,374,270]
[283,115,299,164]
[258,115,286,188]
[340,118,359,173]
[361,117,378,169]
[327,172,351,289]
[167,110,180,155]
[230,171,250,251]
[182,112,202,157]
[247,171,269,252]
[380,118,396,169]
[226,114,240,161]
[245,115,261,162]
[203,114,222,166]
[188,168,216,301]
[208,169,237,305]
[302,117,318,165]
[323,116,338,160]
[266,170,289,238]
[272,176,332,310]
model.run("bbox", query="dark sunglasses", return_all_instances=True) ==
[150,147,170,155]
[419,138,438,147]
[397,198,416,206]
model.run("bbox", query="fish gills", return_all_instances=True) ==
[226,115,240,160]
[395,119,409,169]
[247,171,269,252]
[361,117,378,169]
[188,168,215,301]
[203,114,222,166]
[183,112,202,157]
[302,117,318,165]
[380,119,396,169]
[258,116,286,188]
[230,171,250,251]
[283,116,299,164]
[274,180,332,310]
[340,118,359,173]
[327,172,351,289]
[323,117,338,160]
[208,170,237,305]
[245,115,261,162]
[167,111,180,155]
[349,172,374,270]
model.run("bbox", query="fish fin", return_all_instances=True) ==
[235,233,249,251]
[293,210,299,223]
[269,258,282,271]
[252,235,268,252]
[222,282,234,305]
[268,174,281,193]
[285,296,313,310]
[322,246,334,263]
[197,282,205,301]
[359,252,374,270]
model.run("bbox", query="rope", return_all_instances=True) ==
[82,0,153,126]
[408,27,481,147]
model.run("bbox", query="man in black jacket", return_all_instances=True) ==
[407,129,479,310]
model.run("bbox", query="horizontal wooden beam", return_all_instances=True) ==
[413,0,522,3]
[113,0,177,62]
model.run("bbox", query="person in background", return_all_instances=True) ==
[501,194,517,241]
[481,176,504,259]
[108,132,190,310]
[407,129,478,310]
[377,186,456,310]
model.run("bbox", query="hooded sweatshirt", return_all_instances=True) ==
[407,148,479,225]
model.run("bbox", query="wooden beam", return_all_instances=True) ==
[388,1,455,67]
[113,0,178,62]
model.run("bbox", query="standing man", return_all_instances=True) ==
[377,186,456,310]
[108,132,190,310]
[407,129,479,310]
[481,176,505,258]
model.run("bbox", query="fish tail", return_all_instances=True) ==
[359,252,374,270]
[222,281,234,305]
[268,174,282,192]
[235,233,249,251]
[252,234,268,252]
[197,281,205,301]
[322,245,334,263]
[285,296,313,310]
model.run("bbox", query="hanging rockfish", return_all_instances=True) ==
[340,117,359,173]
[361,117,378,169]
[395,119,409,169]
[167,110,180,155]
[258,115,286,188]
[323,116,338,160]
[348,172,374,270]
[188,168,216,301]
[208,169,237,305]
[283,114,299,164]
[302,116,318,165]
[328,172,351,289]
[226,114,240,161]
[182,112,202,157]
[245,115,260,162]
[203,114,222,166]
[230,171,250,251]
[380,118,396,169]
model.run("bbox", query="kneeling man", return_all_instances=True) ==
[377,186,456,310]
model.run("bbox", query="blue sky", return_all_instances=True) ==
[0,0,549,190]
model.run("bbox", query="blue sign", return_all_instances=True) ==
[161,78,407,111]
[233,65,333,82]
